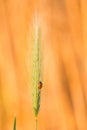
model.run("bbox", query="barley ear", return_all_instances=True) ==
[32,25,42,118]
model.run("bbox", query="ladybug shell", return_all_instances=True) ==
[38,81,43,89]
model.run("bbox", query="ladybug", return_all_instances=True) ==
[38,81,43,90]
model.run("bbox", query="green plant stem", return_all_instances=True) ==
[35,117,38,130]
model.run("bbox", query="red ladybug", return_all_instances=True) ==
[38,81,43,90]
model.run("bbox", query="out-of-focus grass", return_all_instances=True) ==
[13,118,16,130]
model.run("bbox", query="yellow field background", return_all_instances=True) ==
[0,0,87,130]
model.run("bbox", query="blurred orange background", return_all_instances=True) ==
[0,0,87,130]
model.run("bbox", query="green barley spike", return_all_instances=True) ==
[32,23,42,118]
[13,117,16,130]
